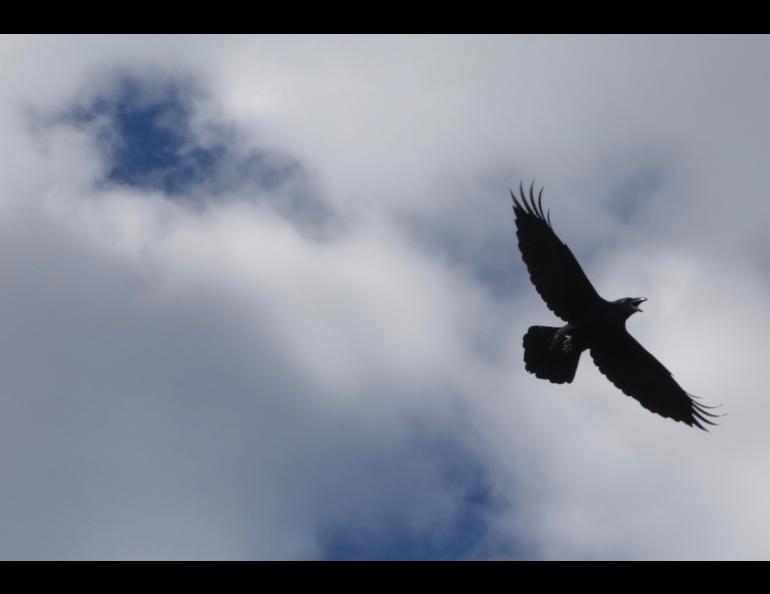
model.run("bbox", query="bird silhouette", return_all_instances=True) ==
[511,182,721,430]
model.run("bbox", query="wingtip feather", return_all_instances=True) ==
[512,180,550,223]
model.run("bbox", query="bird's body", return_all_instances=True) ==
[511,183,720,430]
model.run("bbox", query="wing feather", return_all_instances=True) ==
[511,183,603,323]
[589,330,721,430]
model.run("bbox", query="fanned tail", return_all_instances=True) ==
[523,325,581,384]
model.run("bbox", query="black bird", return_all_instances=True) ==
[511,182,720,430]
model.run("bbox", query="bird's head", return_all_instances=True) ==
[614,297,647,319]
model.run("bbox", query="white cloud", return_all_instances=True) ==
[1,35,769,559]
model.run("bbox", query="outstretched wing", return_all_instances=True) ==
[590,329,720,430]
[511,183,604,323]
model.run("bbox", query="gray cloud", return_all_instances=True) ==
[1,35,769,559]
[0,188,497,559]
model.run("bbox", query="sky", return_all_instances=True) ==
[1,34,770,560]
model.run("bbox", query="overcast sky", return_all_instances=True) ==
[1,34,769,560]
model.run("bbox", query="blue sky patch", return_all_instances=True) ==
[318,438,496,560]
[61,73,340,239]
[67,75,301,199]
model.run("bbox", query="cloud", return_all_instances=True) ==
[1,35,770,559]
[0,162,498,559]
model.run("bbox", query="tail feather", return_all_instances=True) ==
[523,325,581,384]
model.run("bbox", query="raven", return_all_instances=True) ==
[511,182,720,430]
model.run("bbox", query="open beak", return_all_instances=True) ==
[631,297,647,312]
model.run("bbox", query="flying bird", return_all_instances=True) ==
[511,182,720,430]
